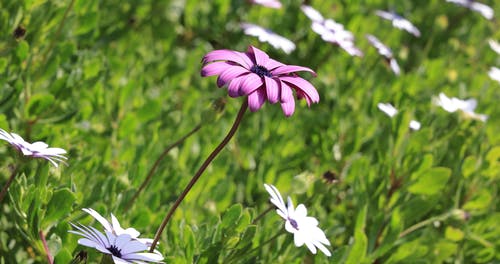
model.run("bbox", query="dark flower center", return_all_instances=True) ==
[107,245,122,258]
[288,218,299,230]
[250,64,272,78]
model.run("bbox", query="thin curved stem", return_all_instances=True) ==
[39,0,76,68]
[124,124,202,212]
[0,165,19,204]
[39,230,54,264]
[252,205,274,224]
[399,211,452,238]
[149,100,248,252]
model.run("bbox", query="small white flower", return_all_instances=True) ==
[488,39,500,55]
[446,0,494,20]
[241,23,296,54]
[301,5,324,23]
[82,208,154,246]
[434,93,488,122]
[0,128,67,167]
[409,120,421,130]
[264,184,331,256]
[377,103,398,117]
[375,10,421,37]
[489,67,500,84]
[303,5,363,57]
[250,0,282,9]
[366,35,401,75]
[69,224,164,264]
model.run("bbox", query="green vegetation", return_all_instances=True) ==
[0,0,499,263]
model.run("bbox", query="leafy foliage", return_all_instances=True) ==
[0,0,499,263]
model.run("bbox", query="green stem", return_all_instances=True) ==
[252,205,274,224]
[39,0,76,68]
[149,100,248,252]
[124,123,203,212]
[399,211,453,238]
[0,165,19,204]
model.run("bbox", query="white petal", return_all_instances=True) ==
[83,208,114,232]
[122,252,164,262]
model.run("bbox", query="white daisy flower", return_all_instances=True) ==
[446,0,494,20]
[488,39,500,55]
[250,0,282,9]
[240,23,296,54]
[375,10,421,37]
[489,67,500,84]
[366,35,401,75]
[301,5,324,23]
[377,103,398,117]
[303,5,363,57]
[0,128,67,167]
[69,223,164,264]
[434,93,488,122]
[409,120,422,130]
[82,208,154,246]
[377,104,422,130]
[264,184,331,256]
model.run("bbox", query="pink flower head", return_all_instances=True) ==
[201,46,319,116]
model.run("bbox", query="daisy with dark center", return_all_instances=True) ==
[0,128,68,203]
[149,46,319,252]
[0,128,67,167]
[201,45,319,116]
[69,223,164,264]
[264,184,331,256]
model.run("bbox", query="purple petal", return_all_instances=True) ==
[247,89,266,112]
[280,76,320,104]
[217,66,249,87]
[280,81,294,103]
[202,50,252,69]
[265,77,280,104]
[227,74,248,97]
[239,74,264,96]
[280,99,295,116]
[271,65,317,77]
[247,46,269,66]
[266,58,286,71]
[201,61,232,77]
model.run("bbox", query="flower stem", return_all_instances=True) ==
[149,100,248,252]
[252,205,274,224]
[124,123,203,212]
[39,230,54,264]
[0,165,18,204]
[399,211,453,238]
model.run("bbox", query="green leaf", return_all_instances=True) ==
[15,40,29,61]
[346,206,368,264]
[221,204,242,230]
[408,167,451,195]
[25,93,55,118]
[44,188,75,226]
[445,226,464,241]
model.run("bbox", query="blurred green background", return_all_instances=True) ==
[0,0,499,263]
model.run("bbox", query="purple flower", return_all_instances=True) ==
[201,46,319,116]
[0,128,67,167]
